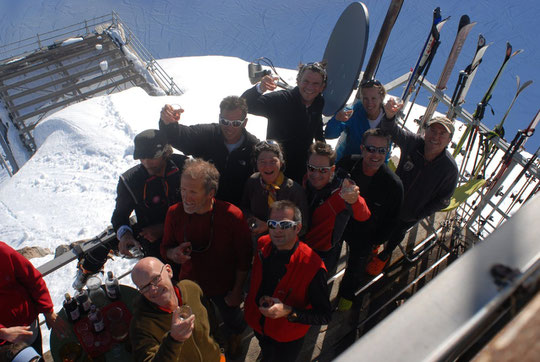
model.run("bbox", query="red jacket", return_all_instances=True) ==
[161,199,252,297]
[304,186,371,252]
[244,236,324,342]
[0,241,54,337]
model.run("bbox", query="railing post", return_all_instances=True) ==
[36,33,42,48]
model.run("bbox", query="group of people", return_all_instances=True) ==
[1,61,458,362]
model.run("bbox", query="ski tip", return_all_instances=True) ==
[511,49,524,57]
[459,14,471,27]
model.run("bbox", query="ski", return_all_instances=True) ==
[447,34,491,121]
[487,108,540,185]
[399,7,450,123]
[491,76,533,138]
[467,109,540,229]
[482,144,539,230]
[472,76,533,177]
[452,42,523,161]
[360,0,403,84]
[420,15,476,128]
[502,165,537,218]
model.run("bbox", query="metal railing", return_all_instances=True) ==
[0,12,182,96]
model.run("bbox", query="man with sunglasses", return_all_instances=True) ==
[372,99,458,275]
[244,200,331,362]
[303,141,371,274]
[242,62,327,183]
[159,96,258,206]
[336,128,403,311]
[73,129,186,290]
[130,257,222,362]
[161,159,252,358]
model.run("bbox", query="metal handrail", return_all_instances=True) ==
[0,13,114,61]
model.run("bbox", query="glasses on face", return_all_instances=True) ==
[307,164,333,174]
[363,145,388,155]
[267,219,298,230]
[219,116,246,127]
[361,79,382,88]
[138,264,166,294]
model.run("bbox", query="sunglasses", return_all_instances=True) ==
[307,164,333,174]
[363,145,388,155]
[361,79,382,87]
[219,116,246,127]
[267,219,298,230]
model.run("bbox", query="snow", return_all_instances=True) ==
[0,0,538,354]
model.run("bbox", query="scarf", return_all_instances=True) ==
[261,171,285,207]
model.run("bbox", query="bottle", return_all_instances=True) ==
[75,289,92,314]
[105,271,121,300]
[86,276,108,308]
[88,305,105,333]
[63,293,81,323]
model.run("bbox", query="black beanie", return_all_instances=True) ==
[133,129,168,159]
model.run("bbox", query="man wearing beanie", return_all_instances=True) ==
[73,129,187,289]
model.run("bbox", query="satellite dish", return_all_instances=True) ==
[322,2,369,116]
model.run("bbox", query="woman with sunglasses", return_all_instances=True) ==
[325,79,390,161]
[241,140,309,239]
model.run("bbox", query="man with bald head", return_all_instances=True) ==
[130,257,221,362]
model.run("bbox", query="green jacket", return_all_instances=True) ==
[130,280,221,362]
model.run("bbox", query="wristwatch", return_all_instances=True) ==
[287,308,299,322]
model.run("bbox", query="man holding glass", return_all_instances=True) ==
[159,96,259,206]
[244,200,331,362]
[160,158,252,358]
[130,257,222,362]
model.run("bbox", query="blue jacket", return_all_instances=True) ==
[325,101,370,161]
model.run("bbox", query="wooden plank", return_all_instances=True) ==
[0,48,122,92]
[11,65,136,112]
[0,35,110,81]
[0,33,99,73]
[6,57,126,101]
[16,73,141,124]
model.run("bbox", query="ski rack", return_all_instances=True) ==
[384,75,540,237]
[335,195,540,362]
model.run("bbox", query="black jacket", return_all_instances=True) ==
[111,154,186,233]
[337,156,404,245]
[241,85,324,183]
[380,116,458,221]
[159,121,259,205]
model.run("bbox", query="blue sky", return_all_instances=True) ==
[1,0,538,151]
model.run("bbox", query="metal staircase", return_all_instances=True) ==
[0,12,182,173]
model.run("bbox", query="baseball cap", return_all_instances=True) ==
[426,116,454,135]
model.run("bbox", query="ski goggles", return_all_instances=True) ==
[360,79,382,87]
[307,164,333,174]
[363,145,388,155]
[219,116,246,127]
[267,219,298,230]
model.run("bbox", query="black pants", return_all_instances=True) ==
[210,295,247,335]
[254,332,305,362]
[379,219,417,260]
[339,240,375,300]
[315,241,342,277]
